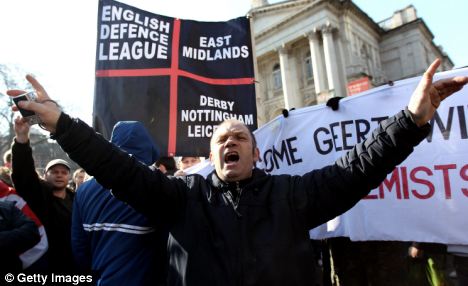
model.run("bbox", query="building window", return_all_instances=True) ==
[272,64,282,90]
[304,54,313,81]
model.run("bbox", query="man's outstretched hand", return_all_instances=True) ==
[408,59,468,126]
[7,75,62,133]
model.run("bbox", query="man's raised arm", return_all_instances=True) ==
[407,59,468,125]
[7,75,188,224]
[298,59,468,228]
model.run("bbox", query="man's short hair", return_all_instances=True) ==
[179,156,201,162]
[73,168,86,178]
[211,120,257,152]
[155,156,177,171]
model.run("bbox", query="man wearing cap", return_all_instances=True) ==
[174,156,202,177]
[11,116,75,273]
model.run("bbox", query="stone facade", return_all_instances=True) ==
[249,0,453,125]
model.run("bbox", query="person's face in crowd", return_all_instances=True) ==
[180,157,201,170]
[45,165,70,190]
[158,164,168,174]
[74,171,86,189]
[210,120,259,182]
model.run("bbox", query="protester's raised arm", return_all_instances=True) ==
[7,75,61,133]
[13,116,31,143]
[408,58,468,126]
[301,59,468,228]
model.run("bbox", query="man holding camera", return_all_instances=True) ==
[11,118,75,273]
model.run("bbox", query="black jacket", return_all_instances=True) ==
[54,109,429,286]
[11,141,75,272]
[0,201,40,272]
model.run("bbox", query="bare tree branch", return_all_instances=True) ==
[0,64,30,154]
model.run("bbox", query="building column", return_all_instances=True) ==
[278,46,302,110]
[307,30,327,95]
[322,24,343,97]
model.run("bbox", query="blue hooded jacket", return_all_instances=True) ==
[71,121,167,285]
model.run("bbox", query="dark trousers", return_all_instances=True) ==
[454,255,468,286]
[327,238,408,286]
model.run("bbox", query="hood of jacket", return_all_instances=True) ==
[110,121,159,165]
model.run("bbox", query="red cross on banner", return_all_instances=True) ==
[94,0,257,156]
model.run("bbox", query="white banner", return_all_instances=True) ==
[192,68,468,244]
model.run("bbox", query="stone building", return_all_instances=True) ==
[248,0,453,125]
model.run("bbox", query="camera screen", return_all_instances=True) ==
[13,95,36,117]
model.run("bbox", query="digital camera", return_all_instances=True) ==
[12,91,40,125]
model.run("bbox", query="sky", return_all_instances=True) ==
[0,0,466,127]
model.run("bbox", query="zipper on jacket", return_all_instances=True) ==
[223,182,243,218]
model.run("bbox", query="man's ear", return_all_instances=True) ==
[253,147,260,163]
[209,152,213,163]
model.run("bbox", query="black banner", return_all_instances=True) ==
[94,0,257,156]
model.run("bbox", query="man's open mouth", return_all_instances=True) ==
[224,151,240,163]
